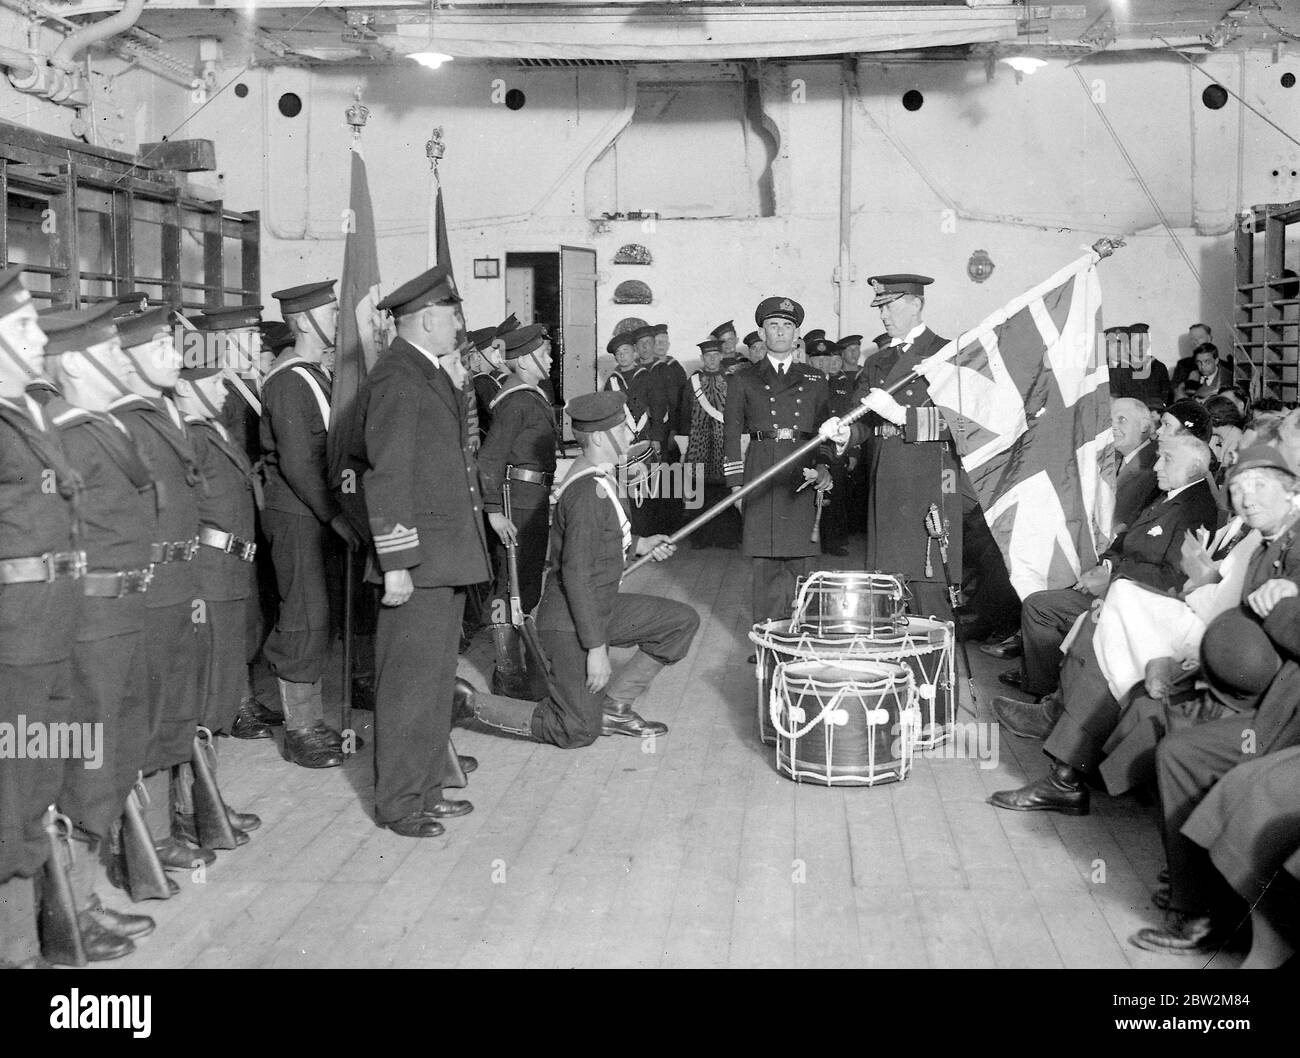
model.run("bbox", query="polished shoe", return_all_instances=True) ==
[423,797,473,819]
[246,697,284,726]
[988,765,1089,816]
[153,840,217,869]
[980,632,1023,660]
[997,668,1028,691]
[313,720,363,752]
[282,726,343,769]
[992,694,1062,741]
[74,913,135,962]
[231,700,274,740]
[453,677,477,723]
[174,814,249,848]
[1129,912,1227,956]
[228,807,261,832]
[378,812,445,838]
[84,896,155,939]
[601,705,668,739]
[458,755,478,775]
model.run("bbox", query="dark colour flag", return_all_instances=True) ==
[917,252,1115,597]
[327,147,386,497]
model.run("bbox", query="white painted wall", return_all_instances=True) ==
[161,47,1300,378]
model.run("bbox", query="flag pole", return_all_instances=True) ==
[426,126,445,267]
[623,236,1127,578]
[338,86,369,750]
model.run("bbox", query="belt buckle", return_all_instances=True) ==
[775,428,793,441]
[126,568,152,594]
[238,541,257,562]
[45,551,84,581]
[184,538,199,561]
[221,533,237,555]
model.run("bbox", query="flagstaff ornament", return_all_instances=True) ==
[426,126,446,171]
[345,85,369,140]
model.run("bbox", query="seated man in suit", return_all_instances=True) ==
[1110,397,1160,530]
[998,435,1219,700]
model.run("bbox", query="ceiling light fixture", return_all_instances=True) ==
[410,52,454,70]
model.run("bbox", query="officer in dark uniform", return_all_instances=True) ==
[0,268,83,968]
[109,305,216,872]
[479,322,559,696]
[837,274,963,618]
[723,296,835,638]
[469,391,697,746]
[36,305,160,958]
[353,265,490,839]
[262,280,360,769]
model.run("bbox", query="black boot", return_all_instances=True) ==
[988,760,1089,815]
[281,726,343,769]
[231,700,274,740]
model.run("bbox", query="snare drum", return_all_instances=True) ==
[770,659,918,787]
[790,571,908,636]
[750,618,955,749]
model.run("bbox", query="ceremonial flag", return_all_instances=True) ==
[327,146,386,495]
[917,252,1115,597]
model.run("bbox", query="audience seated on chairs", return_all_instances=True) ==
[1127,446,1300,955]
[1170,744,1300,967]
[996,435,1218,702]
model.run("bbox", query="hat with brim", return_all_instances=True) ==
[567,390,627,432]
[39,304,119,357]
[868,274,933,307]
[0,266,33,317]
[191,304,263,333]
[697,339,722,354]
[377,266,461,318]
[1228,444,1299,483]
[755,296,805,327]
[116,306,175,350]
[272,280,337,315]
[1164,399,1212,443]
[1201,609,1282,709]
[502,323,549,360]
[710,320,736,340]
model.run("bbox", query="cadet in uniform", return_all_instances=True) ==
[173,342,262,843]
[0,268,82,967]
[196,308,283,739]
[603,331,655,535]
[723,296,835,638]
[37,305,159,959]
[838,275,963,618]
[469,391,696,746]
[479,322,559,696]
[354,265,489,839]
[468,325,509,444]
[678,338,740,548]
[109,305,213,871]
[262,280,359,769]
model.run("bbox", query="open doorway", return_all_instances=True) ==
[505,247,597,413]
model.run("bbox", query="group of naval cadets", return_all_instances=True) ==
[0,257,956,965]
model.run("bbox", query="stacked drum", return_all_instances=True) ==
[750,571,956,787]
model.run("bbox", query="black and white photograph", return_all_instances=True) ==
[0,0,1298,1010]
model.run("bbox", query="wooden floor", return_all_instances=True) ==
[98,539,1239,969]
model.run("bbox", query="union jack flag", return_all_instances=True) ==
[917,252,1116,597]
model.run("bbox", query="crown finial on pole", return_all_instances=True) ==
[346,85,369,141]
[426,126,445,171]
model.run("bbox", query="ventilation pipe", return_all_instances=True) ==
[2,0,145,107]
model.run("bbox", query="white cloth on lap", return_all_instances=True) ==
[1092,527,1261,701]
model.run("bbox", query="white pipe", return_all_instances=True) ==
[0,45,36,77]
[51,0,145,72]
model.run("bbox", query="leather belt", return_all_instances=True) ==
[149,538,198,564]
[84,568,153,598]
[0,550,86,584]
[750,430,813,442]
[506,467,554,487]
[198,526,257,563]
